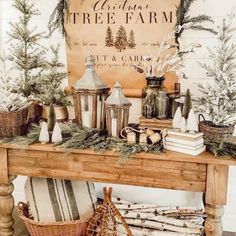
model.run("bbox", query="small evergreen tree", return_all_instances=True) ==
[128,30,136,49]
[8,0,46,98]
[172,107,182,129]
[114,26,128,52]
[196,13,236,126]
[47,104,56,132]
[39,121,50,144]
[105,26,114,47]
[52,122,63,143]
[38,45,70,106]
[182,89,192,119]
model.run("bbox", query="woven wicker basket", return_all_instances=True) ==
[0,106,29,139]
[199,114,234,140]
[18,202,89,236]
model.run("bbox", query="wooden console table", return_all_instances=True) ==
[0,143,235,236]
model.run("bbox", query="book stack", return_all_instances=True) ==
[165,130,206,156]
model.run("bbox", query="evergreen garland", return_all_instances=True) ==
[175,0,216,45]
[9,0,46,98]
[205,139,236,158]
[0,122,163,158]
[48,0,70,45]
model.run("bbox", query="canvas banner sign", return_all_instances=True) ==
[66,0,179,97]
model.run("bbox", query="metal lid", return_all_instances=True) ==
[74,56,108,90]
[105,81,131,106]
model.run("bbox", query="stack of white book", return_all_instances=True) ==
[165,130,206,156]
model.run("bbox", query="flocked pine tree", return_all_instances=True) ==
[172,107,182,129]
[197,13,236,126]
[38,45,69,106]
[182,89,192,119]
[186,109,199,133]
[39,121,50,144]
[8,0,46,98]
[128,30,136,49]
[114,26,128,52]
[105,26,114,47]
[0,53,27,112]
[52,122,63,143]
[180,117,187,133]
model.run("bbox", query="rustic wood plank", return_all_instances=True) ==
[8,149,207,173]
[2,143,236,166]
[8,165,206,192]
[82,162,206,182]
[0,148,8,184]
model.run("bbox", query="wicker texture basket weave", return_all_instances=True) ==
[0,106,29,139]
[18,202,89,236]
[199,114,234,140]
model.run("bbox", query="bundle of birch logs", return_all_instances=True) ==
[112,197,205,236]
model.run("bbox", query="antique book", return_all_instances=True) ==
[167,130,203,141]
[165,137,204,147]
[165,144,206,156]
[165,141,204,151]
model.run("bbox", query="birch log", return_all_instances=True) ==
[124,218,203,234]
[119,210,203,229]
[122,225,201,236]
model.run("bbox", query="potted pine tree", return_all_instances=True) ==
[0,53,29,138]
[9,0,46,122]
[197,14,236,139]
[38,45,70,121]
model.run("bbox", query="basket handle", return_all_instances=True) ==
[18,202,30,218]
[25,107,30,125]
[198,114,206,122]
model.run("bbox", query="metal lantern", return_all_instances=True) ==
[73,56,109,129]
[105,81,132,137]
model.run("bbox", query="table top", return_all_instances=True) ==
[1,143,236,166]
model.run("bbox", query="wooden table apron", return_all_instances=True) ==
[0,144,235,236]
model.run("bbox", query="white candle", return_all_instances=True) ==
[82,111,91,128]
[97,100,102,129]
[111,118,118,137]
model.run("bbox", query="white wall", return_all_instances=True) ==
[0,0,236,232]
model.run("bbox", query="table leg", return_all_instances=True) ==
[205,204,224,236]
[0,178,15,236]
[204,164,229,236]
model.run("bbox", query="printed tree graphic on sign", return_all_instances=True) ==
[114,26,128,52]
[105,26,114,47]
[128,30,136,49]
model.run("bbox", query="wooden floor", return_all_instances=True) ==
[13,209,236,236]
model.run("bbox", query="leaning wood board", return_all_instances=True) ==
[0,143,236,236]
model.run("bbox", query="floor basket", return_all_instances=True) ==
[199,114,234,140]
[0,106,29,139]
[18,202,89,236]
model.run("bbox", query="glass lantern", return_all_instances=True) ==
[105,81,132,137]
[73,56,110,129]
